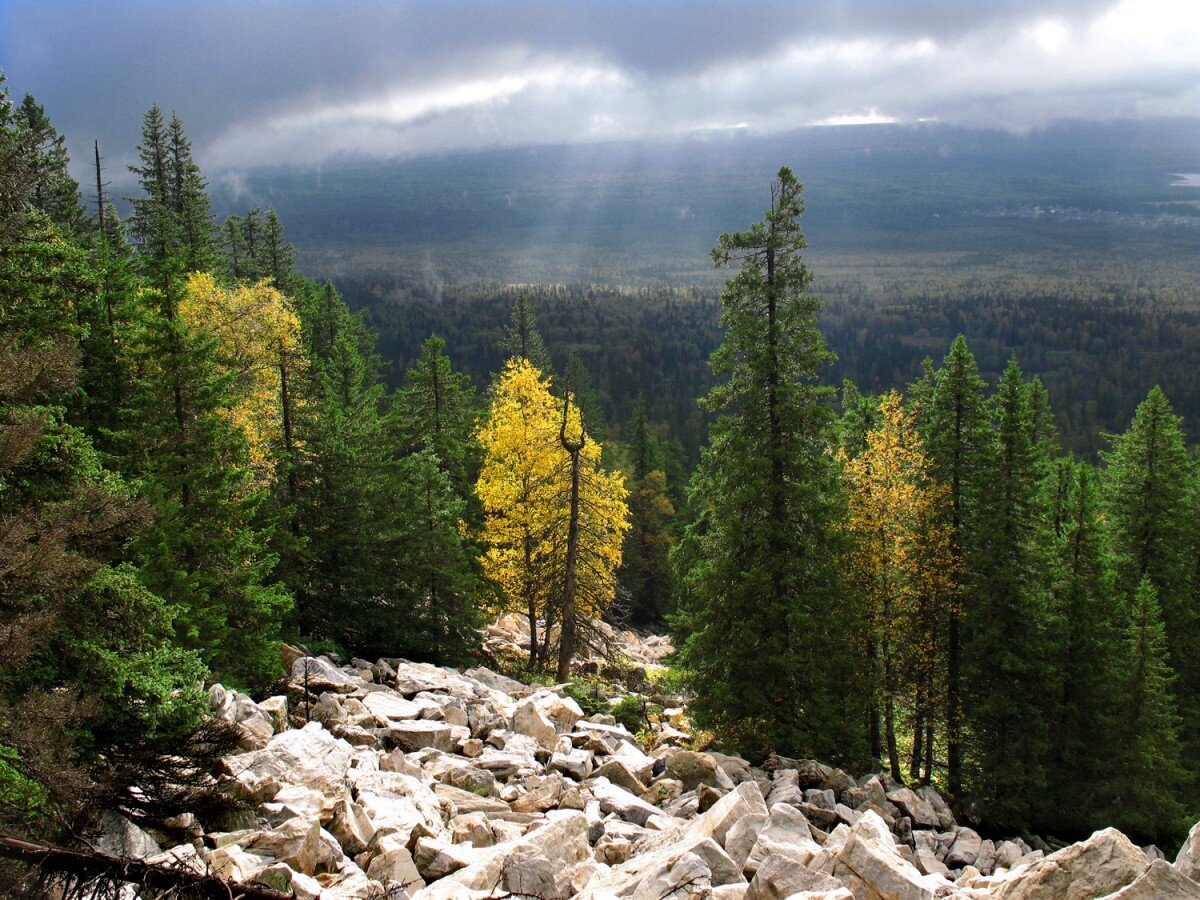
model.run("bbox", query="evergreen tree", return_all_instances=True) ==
[166,112,215,272]
[620,398,676,625]
[917,335,990,797]
[1110,577,1187,843]
[1101,386,1200,764]
[503,293,553,375]
[1043,462,1122,832]
[261,207,296,292]
[395,335,479,499]
[14,93,86,236]
[676,168,863,763]
[963,357,1055,828]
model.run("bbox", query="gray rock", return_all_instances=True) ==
[746,803,820,877]
[442,764,496,797]
[591,758,647,794]
[91,811,161,860]
[665,750,736,792]
[513,700,560,751]
[945,826,982,868]
[886,787,941,829]
[586,775,665,826]
[745,853,844,899]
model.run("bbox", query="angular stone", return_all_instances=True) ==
[549,747,594,781]
[328,796,375,855]
[946,826,982,868]
[361,690,425,723]
[414,835,481,880]
[1101,858,1200,899]
[590,763,648,796]
[91,810,161,860]
[665,750,736,792]
[587,775,665,826]
[365,841,425,892]
[222,722,354,799]
[256,862,324,900]
[886,787,941,829]
[433,781,511,815]
[513,700,560,751]
[1179,820,1200,881]
[994,828,1148,900]
[387,719,456,753]
[244,818,344,876]
[682,781,770,849]
[724,812,768,870]
[746,855,845,900]
[833,811,935,900]
[442,764,496,797]
[746,804,820,877]
[291,656,359,693]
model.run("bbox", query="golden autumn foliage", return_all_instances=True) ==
[180,272,305,481]
[476,359,628,663]
[844,391,960,778]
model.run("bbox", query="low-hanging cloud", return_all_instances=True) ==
[2,0,1196,177]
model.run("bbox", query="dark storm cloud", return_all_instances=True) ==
[1,0,1194,175]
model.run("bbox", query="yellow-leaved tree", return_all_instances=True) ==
[844,391,959,784]
[180,273,306,484]
[476,358,628,674]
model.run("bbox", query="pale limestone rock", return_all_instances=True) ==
[291,656,360,693]
[992,828,1148,900]
[244,817,344,876]
[1100,858,1200,899]
[886,787,941,829]
[587,775,665,826]
[328,795,375,855]
[255,862,325,900]
[745,803,820,877]
[223,721,354,799]
[745,854,845,900]
[387,719,456,752]
[361,690,425,723]
[1178,820,1200,881]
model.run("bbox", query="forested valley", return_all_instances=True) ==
[3,82,1200,897]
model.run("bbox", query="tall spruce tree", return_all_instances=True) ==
[963,357,1056,828]
[676,168,863,762]
[916,335,990,798]
[1101,387,1200,767]
[503,293,553,376]
[1043,461,1122,833]
[14,93,87,236]
[1110,577,1187,843]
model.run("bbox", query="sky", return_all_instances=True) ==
[2,0,1198,179]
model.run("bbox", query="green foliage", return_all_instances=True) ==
[676,168,865,764]
[611,694,652,736]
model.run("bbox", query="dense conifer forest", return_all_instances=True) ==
[2,81,1199,883]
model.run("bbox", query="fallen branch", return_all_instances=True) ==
[0,834,293,899]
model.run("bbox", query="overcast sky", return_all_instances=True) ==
[2,0,1197,179]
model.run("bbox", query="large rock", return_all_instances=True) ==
[90,811,161,860]
[886,787,941,830]
[414,811,591,900]
[664,750,736,792]
[210,684,276,750]
[365,836,425,892]
[680,781,769,849]
[361,690,425,723]
[993,827,1148,900]
[243,817,343,876]
[1178,820,1200,881]
[387,719,456,753]
[945,826,983,868]
[222,722,354,799]
[1101,858,1200,899]
[587,775,665,826]
[745,803,820,877]
[291,656,360,693]
[513,700,560,751]
[328,796,375,855]
[831,810,938,900]
[433,781,511,815]
[746,855,845,900]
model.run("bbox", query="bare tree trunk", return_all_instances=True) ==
[556,389,586,684]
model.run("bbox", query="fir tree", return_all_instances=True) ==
[14,93,86,236]
[395,335,480,499]
[1110,577,1187,843]
[503,293,553,376]
[1101,386,1200,764]
[963,357,1055,828]
[917,335,990,797]
[676,168,863,763]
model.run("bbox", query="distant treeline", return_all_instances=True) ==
[336,268,1200,460]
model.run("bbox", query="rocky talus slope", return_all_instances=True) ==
[99,629,1200,899]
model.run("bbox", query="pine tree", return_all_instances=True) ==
[675,168,863,762]
[964,357,1055,828]
[166,113,214,272]
[1110,577,1187,842]
[917,335,990,797]
[1101,386,1199,764]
